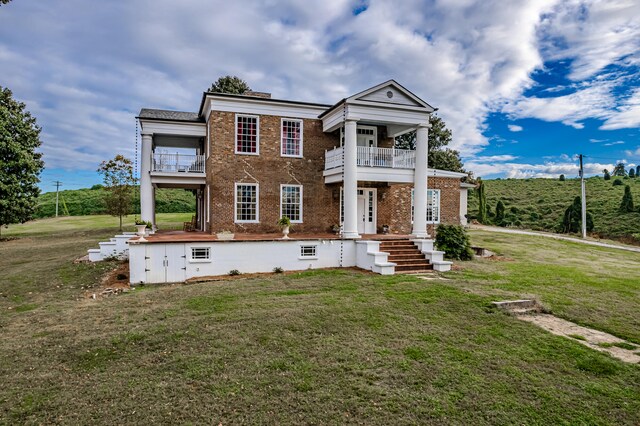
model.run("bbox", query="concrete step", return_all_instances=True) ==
[396,264,434,273]
[383,248,422,255]
[393,259,431,266]
[388,254,426,261]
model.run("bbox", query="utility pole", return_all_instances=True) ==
[53,181,62,217]
[578,155,586,239]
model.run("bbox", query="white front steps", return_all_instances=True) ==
[89,233,134,262]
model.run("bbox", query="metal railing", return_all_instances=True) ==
[324,146,416,170]
[152,153,205,173]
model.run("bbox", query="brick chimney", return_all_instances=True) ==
[243,90,272,99]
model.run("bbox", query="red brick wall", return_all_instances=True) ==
[205,110,461,235]
[207,111,341,234]
[376,177,461,235]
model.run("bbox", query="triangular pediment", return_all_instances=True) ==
[348,80,435,111]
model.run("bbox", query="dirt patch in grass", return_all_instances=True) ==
[82,262,131,300]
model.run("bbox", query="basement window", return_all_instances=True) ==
[190,247,211,262]
[299,245,317,259]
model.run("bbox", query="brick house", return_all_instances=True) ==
[109,81,471,283]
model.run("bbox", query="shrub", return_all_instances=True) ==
[612,179,623,186]
[495,200,505,225]
[273,267,284,273]
[603,169,611,180]
[559,174,565,181]
[435,224,473,261]
[229,269,240,276]
[620,185,634,212]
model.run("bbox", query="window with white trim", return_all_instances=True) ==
[235,115,259,154]
[299,245,317,258]
[235,183,259,222]
[281,119,303,157]
[411,189,441,224]
[280,185,302,223]
[190,247,211,262]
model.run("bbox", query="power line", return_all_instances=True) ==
[53,181,63,217]
[578,155,587,239]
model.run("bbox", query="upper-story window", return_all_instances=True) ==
[236,115,259,155]
[281,119,303,157]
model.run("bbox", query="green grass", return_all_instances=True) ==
[0,217,638,424]
[34,187,195,218]
[468,177,640,242]
[1,212,192,237]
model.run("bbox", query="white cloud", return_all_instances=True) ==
[0,0,637,174]
[507,124,523,132]
[603,141,624,146]
[624,147,640,157]
[466,160,614,179]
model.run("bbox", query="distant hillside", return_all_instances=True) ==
[34,186,195,218]
[467,177,640,243]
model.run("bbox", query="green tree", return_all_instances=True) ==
[561,196,593,233]
[629,168,636,178]
[0,1,12,5]
[620,185,634,212]
[0,86,44,237]
[495,200,505,225]
[476,178,487,224]
[559,174,565,181]
[97,155,136,231]
[208,75,250,94]
[603,169,611,180]
[636,165,640,177]
[612,163,627,177]
[395,115,465,172]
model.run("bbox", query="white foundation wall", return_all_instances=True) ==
[129,240,357,284]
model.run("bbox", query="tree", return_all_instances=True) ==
[612,162,627,177]
[495,200,505,225]
[636,165,640,177]
[620,185,634,212]
[0,86,44,237]
[559,174,565,181]
[476,178,487,224]
[395,115,465,172]
[561,196,593,234]
[0,1,12,5]
[97,155,136,231]
[603,169,611,180]
[629,168,636,178]
[208,75,250,94]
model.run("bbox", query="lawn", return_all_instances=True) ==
[0,218,638,424]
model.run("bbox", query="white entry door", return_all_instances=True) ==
[357,188,377,234]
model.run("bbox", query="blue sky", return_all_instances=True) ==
[1,0,639,193]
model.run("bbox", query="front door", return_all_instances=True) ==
[357,188,377,234]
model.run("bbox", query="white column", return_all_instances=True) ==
[140,132,154,224]
[412,123,430,238]
[342,119,360,239]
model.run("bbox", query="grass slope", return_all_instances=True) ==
[468,177,640,241]
[34,187,195,218]
[0,216,638,424]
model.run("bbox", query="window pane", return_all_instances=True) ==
[281,120,301,156]
[237,116,258,153]
[236,184,257,221]
[281,185,301,222]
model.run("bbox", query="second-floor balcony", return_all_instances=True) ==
[152,153,205,174]
[325,146,416,170]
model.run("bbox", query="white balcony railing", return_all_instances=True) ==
[152,153,205,173]
[324,146,416,170]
